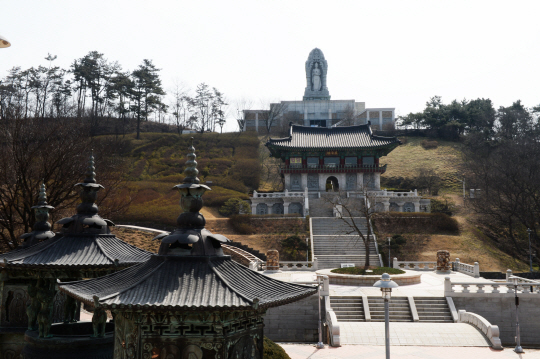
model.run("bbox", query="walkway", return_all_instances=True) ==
[339,322,490,346]
[280,344,540,359]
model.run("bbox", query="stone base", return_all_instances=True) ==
[316,269,422,286]
[263,270,282,274]
[435,270,452,275]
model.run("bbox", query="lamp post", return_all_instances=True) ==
[527,228,533,272]
[373,273,398,359]
[306,237,309,262]
[511,276,524,353]
[387,237,392,268]
[316,275,324,349]
[0,34,11,48]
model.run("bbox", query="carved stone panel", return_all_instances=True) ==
[288,202,303,216]
[1,286,30,327]
[290,174,302,191]
[272,203,284,215]
[346,173,356,191]
[307,174,319,191]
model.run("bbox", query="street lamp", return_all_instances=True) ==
[387,237,391,267]
[527,228,533,272]
[0,34,11,48]
[373,273,399,359]
[511,276,524,353]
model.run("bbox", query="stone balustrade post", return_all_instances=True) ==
[506,269,512,282]
[313,257,318,270]
[393,258,398,269]
[444,276,453,295]
[474,262,480,278]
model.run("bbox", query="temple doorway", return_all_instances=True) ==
[326,176,339,192]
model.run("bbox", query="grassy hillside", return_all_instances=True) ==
[381,137,464,192]
[107,131,259,228]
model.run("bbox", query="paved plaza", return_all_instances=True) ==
[339,322,490,346]
[280,343,540,359]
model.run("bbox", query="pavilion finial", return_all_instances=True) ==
[84,151,97,184]
[37,182,49,207]
[183,137,200,184]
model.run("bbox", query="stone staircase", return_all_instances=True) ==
[330,296,365,322]
[308,197,334,217]
[311,217,380,269]
[414,297,453,323]
[368,297,412,322]
[328,296,454,324]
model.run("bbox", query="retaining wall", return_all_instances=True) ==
[453,296,540,346]
[264,294,319,342]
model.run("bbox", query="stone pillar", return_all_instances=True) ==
[318,173,326,191]
[251,203,257,215]
[255,112,259,132]
[396,202,404,212]
[267,205,272,215]
[301,173,308,190]
[436,250,451,272]
[383,198,390,212]
[413,200,420,212]
[379,111,383,130]
[374,173,381,190]
[266,250,279,271]
[339,173,346,191]
[284,173,291,190]
[367,110,370,124]
[283,202,290,214]
[356,172,364,191]
[304,108,308,126]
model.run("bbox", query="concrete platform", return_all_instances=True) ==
[339,322,490,346]
[280,343,540,359]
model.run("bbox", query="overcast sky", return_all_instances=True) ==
[2,0,539,131]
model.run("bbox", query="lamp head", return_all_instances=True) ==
[373,273,399,299]
[0,34,11,48]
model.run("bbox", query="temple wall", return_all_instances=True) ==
[264,294,319,342]
[452,296,540,345]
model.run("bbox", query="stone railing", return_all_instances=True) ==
[453,258,480,278]
[393,259,436,271]
[444,277,540,296]
[368,189,420,198]
[258,260,318,272]
[325,299,340,347]
[252,190,305,198]
[458,310,503,349]
[280,164,387,174]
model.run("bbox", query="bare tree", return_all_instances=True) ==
[0,117,131,251]
[258,100,287,135]
[322,187,379,269]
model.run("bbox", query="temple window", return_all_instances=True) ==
[290,157,302,168]
[363,156,375,166]
[324,157,339,168]
[345,157,357,167]
[307,157,319,168]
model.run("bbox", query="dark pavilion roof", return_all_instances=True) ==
[59,255,316,310]
[266,124,401,151]
[58,139,317,311]
[0,155,151,271]
[0,234,150,269]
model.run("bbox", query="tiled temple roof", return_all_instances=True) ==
[59,255,316,310]
[266,124,400,150]
[0,234,151,269]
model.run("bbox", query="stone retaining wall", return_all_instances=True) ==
[316,269,421,286]
[453,296,540,346]
[264,294,319,342]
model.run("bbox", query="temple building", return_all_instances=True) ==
[251,124,430,216]
[239,48,396,134]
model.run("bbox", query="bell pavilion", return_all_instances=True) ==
[59,139,316,359]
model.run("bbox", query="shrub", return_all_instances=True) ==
[331,266,405,275]
[263,336,291,359]
[229,214,255,234]
[431,213,459,232]
[219,198,251,217]
[280,235,308,261]
[421,139,439,149]
[374,212,459,234]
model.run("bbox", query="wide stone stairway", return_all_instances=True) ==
[311,217,381,269]
[330,296,491,346]
[330,296,452,323]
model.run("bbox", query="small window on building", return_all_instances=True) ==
[324,157,339,168]
[290,157,302,168]
[363,156,374,166]
[307,157,319,168]
[345,157,357,167]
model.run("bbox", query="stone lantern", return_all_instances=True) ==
[0,155,152,358]
[59,139,317,359]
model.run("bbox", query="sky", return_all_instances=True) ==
[1,0,539,132]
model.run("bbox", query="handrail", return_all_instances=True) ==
[280,164,387,173]
[393,260,436,271]
[453,258,480,278]
[458,310,502,349]
[444,276,540,296]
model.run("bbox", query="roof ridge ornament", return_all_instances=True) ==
[20,182,55,247]
[183,137,200,185]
